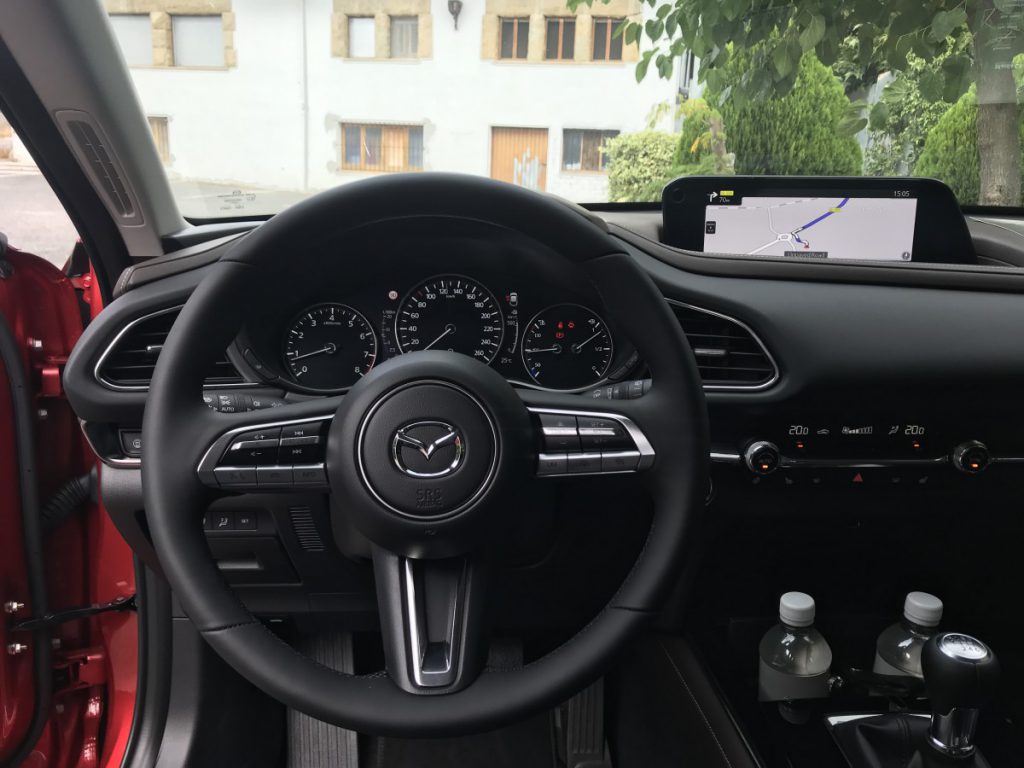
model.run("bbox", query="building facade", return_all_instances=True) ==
[103,0,688,205]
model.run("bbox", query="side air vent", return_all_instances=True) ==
[670,302,778,390]
[55,110,143,224]
[97,307,244,390]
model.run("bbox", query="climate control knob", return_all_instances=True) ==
[744,441,780,475]
[952,441,990,474]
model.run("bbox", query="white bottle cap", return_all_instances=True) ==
[903,591,943,627]
[779,592,815,627]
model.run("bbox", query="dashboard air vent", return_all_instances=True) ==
[98,308,244,389]
[671,303,777,389]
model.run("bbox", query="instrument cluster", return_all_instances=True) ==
[270,272,638,394]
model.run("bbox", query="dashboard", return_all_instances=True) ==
[234,222,639,395]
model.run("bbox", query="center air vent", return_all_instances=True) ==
[97,307,244,390]
[670,303,778,390]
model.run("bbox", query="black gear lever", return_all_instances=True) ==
[921,633,1000,760]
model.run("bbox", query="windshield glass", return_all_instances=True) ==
[104,0,1023,218]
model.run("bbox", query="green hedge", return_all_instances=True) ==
[605,131,679,202]
[706,51,862,176]
[915,86,1024,205]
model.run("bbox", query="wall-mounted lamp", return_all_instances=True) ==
[448,0,463,29]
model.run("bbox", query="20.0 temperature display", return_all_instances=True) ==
[522,304,613,390]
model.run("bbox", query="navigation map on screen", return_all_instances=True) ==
[702,195,918,261]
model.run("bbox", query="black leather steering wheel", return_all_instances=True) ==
[143,173,708,736]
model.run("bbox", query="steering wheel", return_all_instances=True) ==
[143,173,708,736]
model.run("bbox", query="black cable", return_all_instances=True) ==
[41,469,95,534]
[0,312,51,768]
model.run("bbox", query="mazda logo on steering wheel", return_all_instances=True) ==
[391,421,465,478]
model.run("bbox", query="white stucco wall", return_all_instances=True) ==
[123,0,680,203]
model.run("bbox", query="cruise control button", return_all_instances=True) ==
[537,453,568,475]
[602,450,640,473]
[538,414,580,452]
[214,467,257,487]
[566,452,602,474]
[577,417,633,450]
[293,464,328,485]
[257,466,293,486]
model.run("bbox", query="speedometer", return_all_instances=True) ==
[283,303,377,391]
[522,304,613,390]
[395,275,504,364]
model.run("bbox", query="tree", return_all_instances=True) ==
[703,49,862,175]
[916,85,1024,204]
[572,0,1024,205]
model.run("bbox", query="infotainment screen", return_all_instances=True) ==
[661,176,975,265]
[703,193,917,261]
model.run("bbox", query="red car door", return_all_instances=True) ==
[0,244,137,768]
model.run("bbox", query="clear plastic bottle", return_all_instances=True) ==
[758,592,833,702]
[873,591,943,678]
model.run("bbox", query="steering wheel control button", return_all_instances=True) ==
[279,435,321,463]
[280,423,321,440]
[539,413,580,451]
[214,467,257,487]
[744,441,780,475]
[257,466,293,486]
[537,453,568,475]
[952,441,990,474]
[602,451,641,473]
[577,416,632,450]
[293,464,328,485]
[566,452,602,474]
[357,382,497,518]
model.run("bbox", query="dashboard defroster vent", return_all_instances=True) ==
[670,302,778,390]
[96,307,244,390]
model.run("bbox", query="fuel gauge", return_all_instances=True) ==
[522,304,613,390]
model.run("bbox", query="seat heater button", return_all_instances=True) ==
[207,511,235,531]
[538,453,568,476]
[602,450,640,473]
[567,452,602,474]
[214,467,257,487]
[577,417,633,450]
[257,466,293,486]
[293,464,328,485]
[281,423,322,440]
[538,414,580,451]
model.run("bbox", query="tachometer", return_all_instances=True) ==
[522,304,613,390]
[395,275,504,364]
[283,303,377,391]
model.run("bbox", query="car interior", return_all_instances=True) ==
[2,2,1024,768]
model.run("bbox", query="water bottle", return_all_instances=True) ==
[873,591,943,678]
[758,592,833,702]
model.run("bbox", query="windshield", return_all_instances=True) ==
[104,0,1023,218]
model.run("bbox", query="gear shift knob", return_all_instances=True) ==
[921,633,1000,759]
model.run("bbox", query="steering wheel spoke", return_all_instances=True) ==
[373,547,487,694]
[518,389,655,478]
[195,397,342,492]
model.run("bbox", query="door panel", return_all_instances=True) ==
[490,127,548,191]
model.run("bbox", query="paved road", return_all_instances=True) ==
[0,164,80,269]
